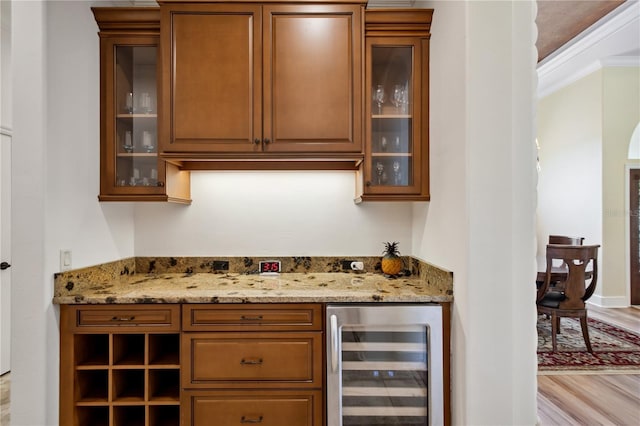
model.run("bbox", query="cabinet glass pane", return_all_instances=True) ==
[115,45,159,188]
[341,325,429,425]
[370,46,413,188]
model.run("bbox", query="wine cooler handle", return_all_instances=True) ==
[330,314,339,373]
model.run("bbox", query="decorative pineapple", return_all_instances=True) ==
[381,242,403,275]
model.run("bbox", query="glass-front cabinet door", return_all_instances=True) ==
[94,7,190,203]
[358,9,432,202]
[113,44,160,190]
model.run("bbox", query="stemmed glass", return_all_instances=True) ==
[392,85,403,112]
[373,85,385,114]
[393,161,402,185]
[376,161,385,185]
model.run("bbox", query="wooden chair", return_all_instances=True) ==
[536,244,600,353]
[548,235,585,245]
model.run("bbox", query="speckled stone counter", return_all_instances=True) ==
[53,256,453,304]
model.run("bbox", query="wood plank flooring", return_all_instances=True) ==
[0,373,8,426]
[537,305,640,426]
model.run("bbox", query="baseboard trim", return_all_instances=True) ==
[588,295,628,308]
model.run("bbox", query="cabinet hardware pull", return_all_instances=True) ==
[330,314,339,373]
[240,416,263,423]
[365,181,372,187]
[0,262,10,270]
[240,315,263,320]
[263,138,271,144]
[157,181,165,187]
[240,358,263,365]
[254,138,260,145]
[111,316,136,322]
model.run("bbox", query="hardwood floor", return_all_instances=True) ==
[537,305,640,426]
[0,373,8,426]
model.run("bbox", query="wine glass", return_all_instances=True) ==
[393,161,402,185]
[401,85,409,114]
[375,161,385,185]
[125,92,134,114]
[392,85,403,111]
[373,85,385,114]
[380,136,388,152]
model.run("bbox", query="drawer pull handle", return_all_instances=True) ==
[241,416,263,423]
[111,316,136,322]
[240,358,263,365]
[240,315,263,321]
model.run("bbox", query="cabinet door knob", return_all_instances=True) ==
[254,138,261,145]
[264,138,271,144]
[241,416,263,423]
[365,181,372,187]
[157,181,165,187]
[0,262,10,270]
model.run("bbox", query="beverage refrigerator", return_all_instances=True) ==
[326,304,444,425]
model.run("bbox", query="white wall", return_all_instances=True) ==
[10,1,539,425]
[537,71,603,266]
[602,67,640,305]
[415,1,538,424]
[135,172,413,256]
[11,1,136,424]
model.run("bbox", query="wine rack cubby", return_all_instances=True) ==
[61,305,181,426]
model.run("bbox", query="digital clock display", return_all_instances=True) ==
[259,260,281,275]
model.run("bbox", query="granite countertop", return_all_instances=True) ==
[53,256,454,304]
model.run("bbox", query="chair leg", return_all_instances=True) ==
[556,315,561,334]
[580,315,593,353]
[550,312,558,352]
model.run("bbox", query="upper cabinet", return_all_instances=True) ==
[356,9,432,202]
[158,1,364,162]
[93,7,191,203]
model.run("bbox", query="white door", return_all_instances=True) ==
[0,0,11,375]
[0,132,10,375]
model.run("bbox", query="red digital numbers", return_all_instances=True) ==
[260,261,280,273]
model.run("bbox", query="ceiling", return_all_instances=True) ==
[536,0,627,62]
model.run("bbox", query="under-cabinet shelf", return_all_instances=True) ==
[372,114,412,119]
[371,152,413,157]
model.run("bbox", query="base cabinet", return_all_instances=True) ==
[59,305,181,426]
[60,302,449,426]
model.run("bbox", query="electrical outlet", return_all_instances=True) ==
[212,260,229,271]
[341,260,364,271]
[60,249,72,271]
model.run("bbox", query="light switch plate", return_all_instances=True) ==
[60,249,72,271]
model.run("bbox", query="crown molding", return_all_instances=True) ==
[537,0,640,98]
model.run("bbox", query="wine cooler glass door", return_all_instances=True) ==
[327,305,444,426]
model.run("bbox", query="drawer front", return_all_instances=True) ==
[183,390,323,426]
[183,304,322,332]
[183,332,322,388]
[70,305,180,332]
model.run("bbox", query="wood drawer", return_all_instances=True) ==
[182,332,322,389]
[183,390,323,426]
[65,305,180,332]
[182,304,322,332]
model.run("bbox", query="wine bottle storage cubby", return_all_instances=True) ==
[75,370,109,403]
[113,334,145,365]
[148,334,180,365]
[113,405,145,426]
[75,406,109,426]
[149,369,180,401]
[67,331,179,425]
[149,405,180,426]
[74,334,109,366]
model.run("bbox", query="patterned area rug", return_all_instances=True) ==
[537,316,640,373]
